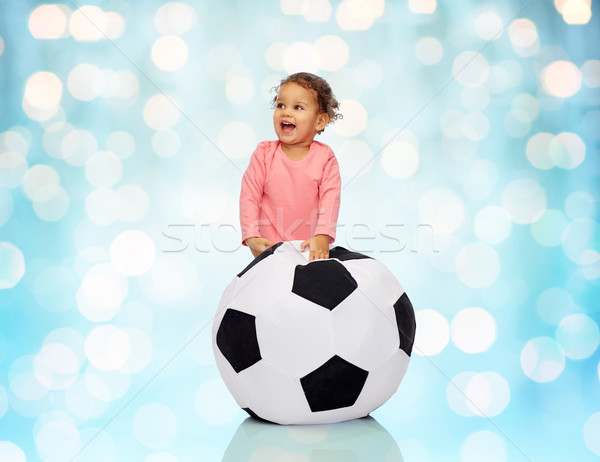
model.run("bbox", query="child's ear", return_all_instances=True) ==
[315,113,329,132]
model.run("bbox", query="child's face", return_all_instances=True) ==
[273,82,329,149]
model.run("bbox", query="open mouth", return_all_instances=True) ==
[281,122,296,134]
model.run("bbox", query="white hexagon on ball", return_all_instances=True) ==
[212,241,416,425]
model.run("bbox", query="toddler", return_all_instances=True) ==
[240,72,343,261]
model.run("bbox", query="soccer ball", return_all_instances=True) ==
[212,241,416,425]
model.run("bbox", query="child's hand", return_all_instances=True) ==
[245,237,275,258]
[300,234,331,261]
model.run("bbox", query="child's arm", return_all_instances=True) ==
[301,153,341,261]
[240,145,271,252]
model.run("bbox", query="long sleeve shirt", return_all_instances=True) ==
[239,140,341,245]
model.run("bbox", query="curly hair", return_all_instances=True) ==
[271,72,343,134]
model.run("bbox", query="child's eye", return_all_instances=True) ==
[276,103,284,109]
[295,105,303,110]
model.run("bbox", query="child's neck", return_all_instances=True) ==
[281,141,312,161]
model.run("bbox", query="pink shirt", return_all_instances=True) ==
[240,140,341,245]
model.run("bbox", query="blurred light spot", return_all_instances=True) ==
[0,189,12,226]
[85,366,130,401]
[0,441,25,462]
[582,60,600,87]
[77,263,128,321]
[584,411,600,456]
[549,132,585,169]
[61,129,98,166]
[35,420,81,462]
[451,307,497,352]
[65,378,108,419]
[43,121,73,159]
[530,209,569,247]
[461,87,489,112]
[265,42,287,71]
[34,266,78,312]
[556,314,599,359]
[354,60,383,88]
[218,122,256,159]
[463,160,497,201]
[562,218,599,264]
[408,0,437,14]
[474,206,512,244]
[467,372,510,417]
[381,142,419,179]
[117,184,149,223]
[283,41,320,73]
[85,187,121,225]
[85,325,130,371]
[155,2,196,35]
[23,71,62,117]
[315,35,349,71]
[68,63,103,101]
[565,191,595,219]
[29,4,69,39]
[85,151,122,187]
[143,94,180,130]
[542,61,582,98]
[462,112,489,141]
[34,343,80,390]
[415,37,443,65]
[77,428,116,462]
[43,328,86,364]
[207,45,243,80]
[475,12,504,40]
[23,164,60,202]
[461,431,506,462]
[139,255,198,304]
[110,230,156,276]
[104,11,126,39]
[121,328,152,373]
[508,18,539,54]
[151,129,179,158]
[337,139,373,178]
[447,371,477,416]
[225,75,254,104]
[194,379,240,425]
[33,186,69,222]
[0,242,25,289]
[106,131,135,159]
[501,178,546,224]
[335,0,374,30]
[419,188,465,234]
[536,287,576,325]
[511,93,539,123]
[281,0,305,14]
[526,132,554,169]
[503,112,530,138]
[413,309,449,356]
[70,6,107,41]
[152,35,188,71]
[453,51,490,88]
[133,403,178,448]
[521,336,565,382]
[0,129,30,155]
[561,0,592,24]
[332,99,367,137]
[302,0,332,22]
[441,110,463,138]
[9,356,49,401]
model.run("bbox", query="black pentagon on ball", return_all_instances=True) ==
[292,260,357,310]
[393,293,416,357]
[216,309,262,373]
[300,355,369,412]
[237,242,284,278]
[328,246,373,261]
